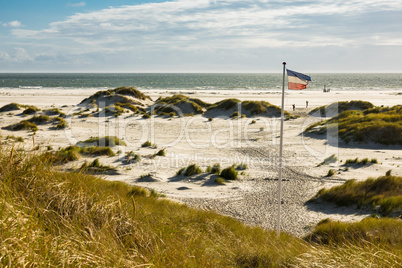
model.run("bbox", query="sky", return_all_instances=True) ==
[1,0,402,73]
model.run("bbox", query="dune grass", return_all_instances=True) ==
[310,175,402,216]
[1,146,402,266]
[155,94,206,115]
[1,147,315,267]
[309,100,375,117]
[79,136,127,147]
[305,105,402,145]
[0,102,25,112]
[22,105,41,114]
[47,145,115,164]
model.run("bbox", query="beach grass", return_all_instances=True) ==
[79,136,127,147]
[310,175,402,216]
[1,146,402,267]
[305,105,402,145]
[309,100,375,117]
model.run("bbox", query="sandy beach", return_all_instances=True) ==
[1,88,401,236]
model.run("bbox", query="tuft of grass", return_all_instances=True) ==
[220,166,238,180]
[318,154,338,166]
[155,149,166,157]
[208,117,213,121]
[80,158,117,174]
[80,136,126,147]
[386,170,392,176]
[311,175,402,216]
[141,141,157,148]
[46,145,115,164]
[177,164,202,177]
[23,106,41,114]
[344,157,379,166]
[6,135,24,142]
[215,177,226,185]
[236,163,248,170]
[43,108,62,116]
[3,120,38,132]
[326,169,335,177]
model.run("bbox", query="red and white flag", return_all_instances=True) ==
[286,69,311,90]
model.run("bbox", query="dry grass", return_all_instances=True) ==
[0,146,313,267]
[310,175,402,216]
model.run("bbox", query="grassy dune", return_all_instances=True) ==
[310,175,402,216]
[305,105,402,145]
[1,146,401,267]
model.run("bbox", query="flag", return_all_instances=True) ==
[286,69,311,90]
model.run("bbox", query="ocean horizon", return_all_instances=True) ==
[1,73,402,91]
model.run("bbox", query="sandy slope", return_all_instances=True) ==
[0,88,401,236]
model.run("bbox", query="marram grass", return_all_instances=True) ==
[1,145,401,267]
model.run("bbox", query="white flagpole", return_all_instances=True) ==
[277,62,286,236]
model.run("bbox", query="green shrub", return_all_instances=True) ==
[220,166,238,180]
[142,113,151,119]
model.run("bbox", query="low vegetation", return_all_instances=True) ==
[177,164,202,177]
[79,136,127,147]
[305,105,402,145]
[80,158,117,174]
[317,154,338,166]
[0,102,24,112]
[79,86,152,105]
[2,120,38,132]
[344,157,378,165]
[22,105,41,114]
[1,147,401,266]
[154,94,206,116]
[310,175,402,216]
[309,100,375,117]
[46,145,115,164]
[220,166,238,180]
[141,140,157,148]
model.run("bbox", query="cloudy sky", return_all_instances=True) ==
[1,0,402,72]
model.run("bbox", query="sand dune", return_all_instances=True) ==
[0,88,401,236]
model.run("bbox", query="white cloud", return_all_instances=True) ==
[0,48,33,62]
[3,20,22,27]
[3,0,402,71]
[68,2,86,7]
[15,0,400,51]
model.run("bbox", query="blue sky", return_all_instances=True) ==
[1,0,402,72]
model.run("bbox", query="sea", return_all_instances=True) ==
[1,73,402,92]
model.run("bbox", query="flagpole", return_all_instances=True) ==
[277,62,286,236]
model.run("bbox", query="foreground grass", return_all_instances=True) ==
[310,175,402,216]
[1,146,401,267]
[0,146,309,267]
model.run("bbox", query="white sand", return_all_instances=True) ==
[0,88,401,236]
